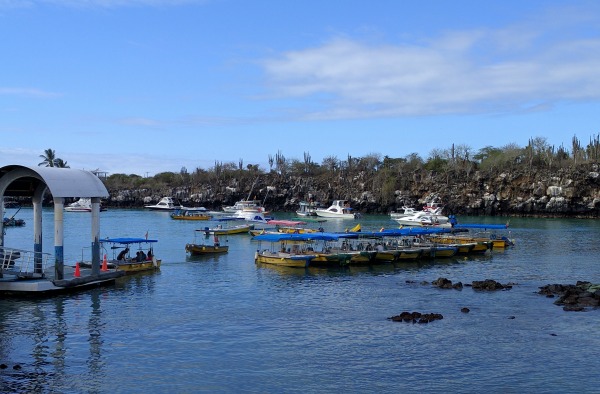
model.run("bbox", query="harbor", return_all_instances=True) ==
[1,205,599,392]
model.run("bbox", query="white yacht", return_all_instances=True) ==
[393,210,450,227]
[315,200,359,219]
[222,200,266,214]
[65,198,107,212]
[295,201,321,216]
[144,197,185,211]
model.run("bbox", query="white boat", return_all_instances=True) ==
[315,200,360,219]
[230,209,272,222]
[222,200,267,214]
[296,201,321,216]
[389,206,418,220]
[144,197,185,211]
[393,211,450,227]
[65,198,107,212]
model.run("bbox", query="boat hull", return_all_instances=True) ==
[314,211,356,219]
[171,214,211,221]
[113,258,161,273]
[203,224,255,235]
[254,252,313,268]
[186,244,229,255]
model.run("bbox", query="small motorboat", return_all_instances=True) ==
[200,220,255,235]
[253,232,339,268]
[315,200,360,219]
[144,197,185,211]
[393,211,450,227]
[98,237,161,274]
[295,201,321,216]
[65,198,107,212]
[222,199,267,214]
[170,210,212,221]
[185,231,229,256]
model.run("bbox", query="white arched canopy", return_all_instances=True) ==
[0,165,109,279]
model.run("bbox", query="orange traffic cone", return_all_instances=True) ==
[74,262,81,277]
[101,254,108,271]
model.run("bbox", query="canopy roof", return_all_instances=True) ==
[252,233,340,242]
[100,238,158,244]
[0,165,108,198]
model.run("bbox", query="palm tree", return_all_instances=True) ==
[38,149,69,168]
[39,149,57,167]
[54,158,69,168]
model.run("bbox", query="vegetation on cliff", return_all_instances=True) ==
[102,136,600,217]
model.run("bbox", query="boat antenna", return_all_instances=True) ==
[9,206,21,220]
[247,176,259,201]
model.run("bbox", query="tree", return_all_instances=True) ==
[54,158,69,168]
[39,148,57,167]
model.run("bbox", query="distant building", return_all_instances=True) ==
[90,169,108,179]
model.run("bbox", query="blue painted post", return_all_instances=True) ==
[54,197,65,280]
[91,197,101,275]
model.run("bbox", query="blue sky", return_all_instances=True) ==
[1,0,599,176]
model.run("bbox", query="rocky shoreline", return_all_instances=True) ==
[96,165,600,217]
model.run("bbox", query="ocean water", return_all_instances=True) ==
[1,209,599,393]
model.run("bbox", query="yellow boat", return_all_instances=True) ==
[99,238,161,274]
[254,250,315,268]
[186,243,229,255]
[428,235,492,253]
[253,232,339,268]
[200,223,255,235]
[170,210,212,221]
[418,245,458,259]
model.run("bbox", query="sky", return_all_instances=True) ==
[1,0,600,176]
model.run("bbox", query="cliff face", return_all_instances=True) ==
[105,164,600,217]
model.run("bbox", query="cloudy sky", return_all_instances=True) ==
[1,0,599,175]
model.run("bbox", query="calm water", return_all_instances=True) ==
[1,209,599,393]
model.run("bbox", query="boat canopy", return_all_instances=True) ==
[354,227,454,237]
[252,233,340,242]
[100,237,158,244]
[266,220,307,226]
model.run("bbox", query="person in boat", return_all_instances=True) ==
[117,247,129,261]
[214,235,220,247]
[147,248,153,260]
[137,250,147,262]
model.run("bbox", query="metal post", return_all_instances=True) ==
[33,185,46,274]
[91,197,101,275]
[54,197,65,280]
[0,197,4,247]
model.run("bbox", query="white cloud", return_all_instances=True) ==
[23,0,204,8]
[262,12,600,119]
[0,87,61,98]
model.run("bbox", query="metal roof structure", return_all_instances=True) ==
[0,164,108,198]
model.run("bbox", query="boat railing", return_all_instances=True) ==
[0,247,54,279]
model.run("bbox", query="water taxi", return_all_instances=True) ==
[98,238,161,273]
[170,210,212,221]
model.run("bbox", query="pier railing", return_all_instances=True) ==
[0,247,54,279]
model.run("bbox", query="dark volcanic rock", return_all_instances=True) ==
[388,311,443,324]
[471,279,511,290]
[538,281,600,311]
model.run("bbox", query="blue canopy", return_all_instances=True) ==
[253,233,340,242]
[216,217,246,222]
[346,227,454,238]
[100,237,158,244]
